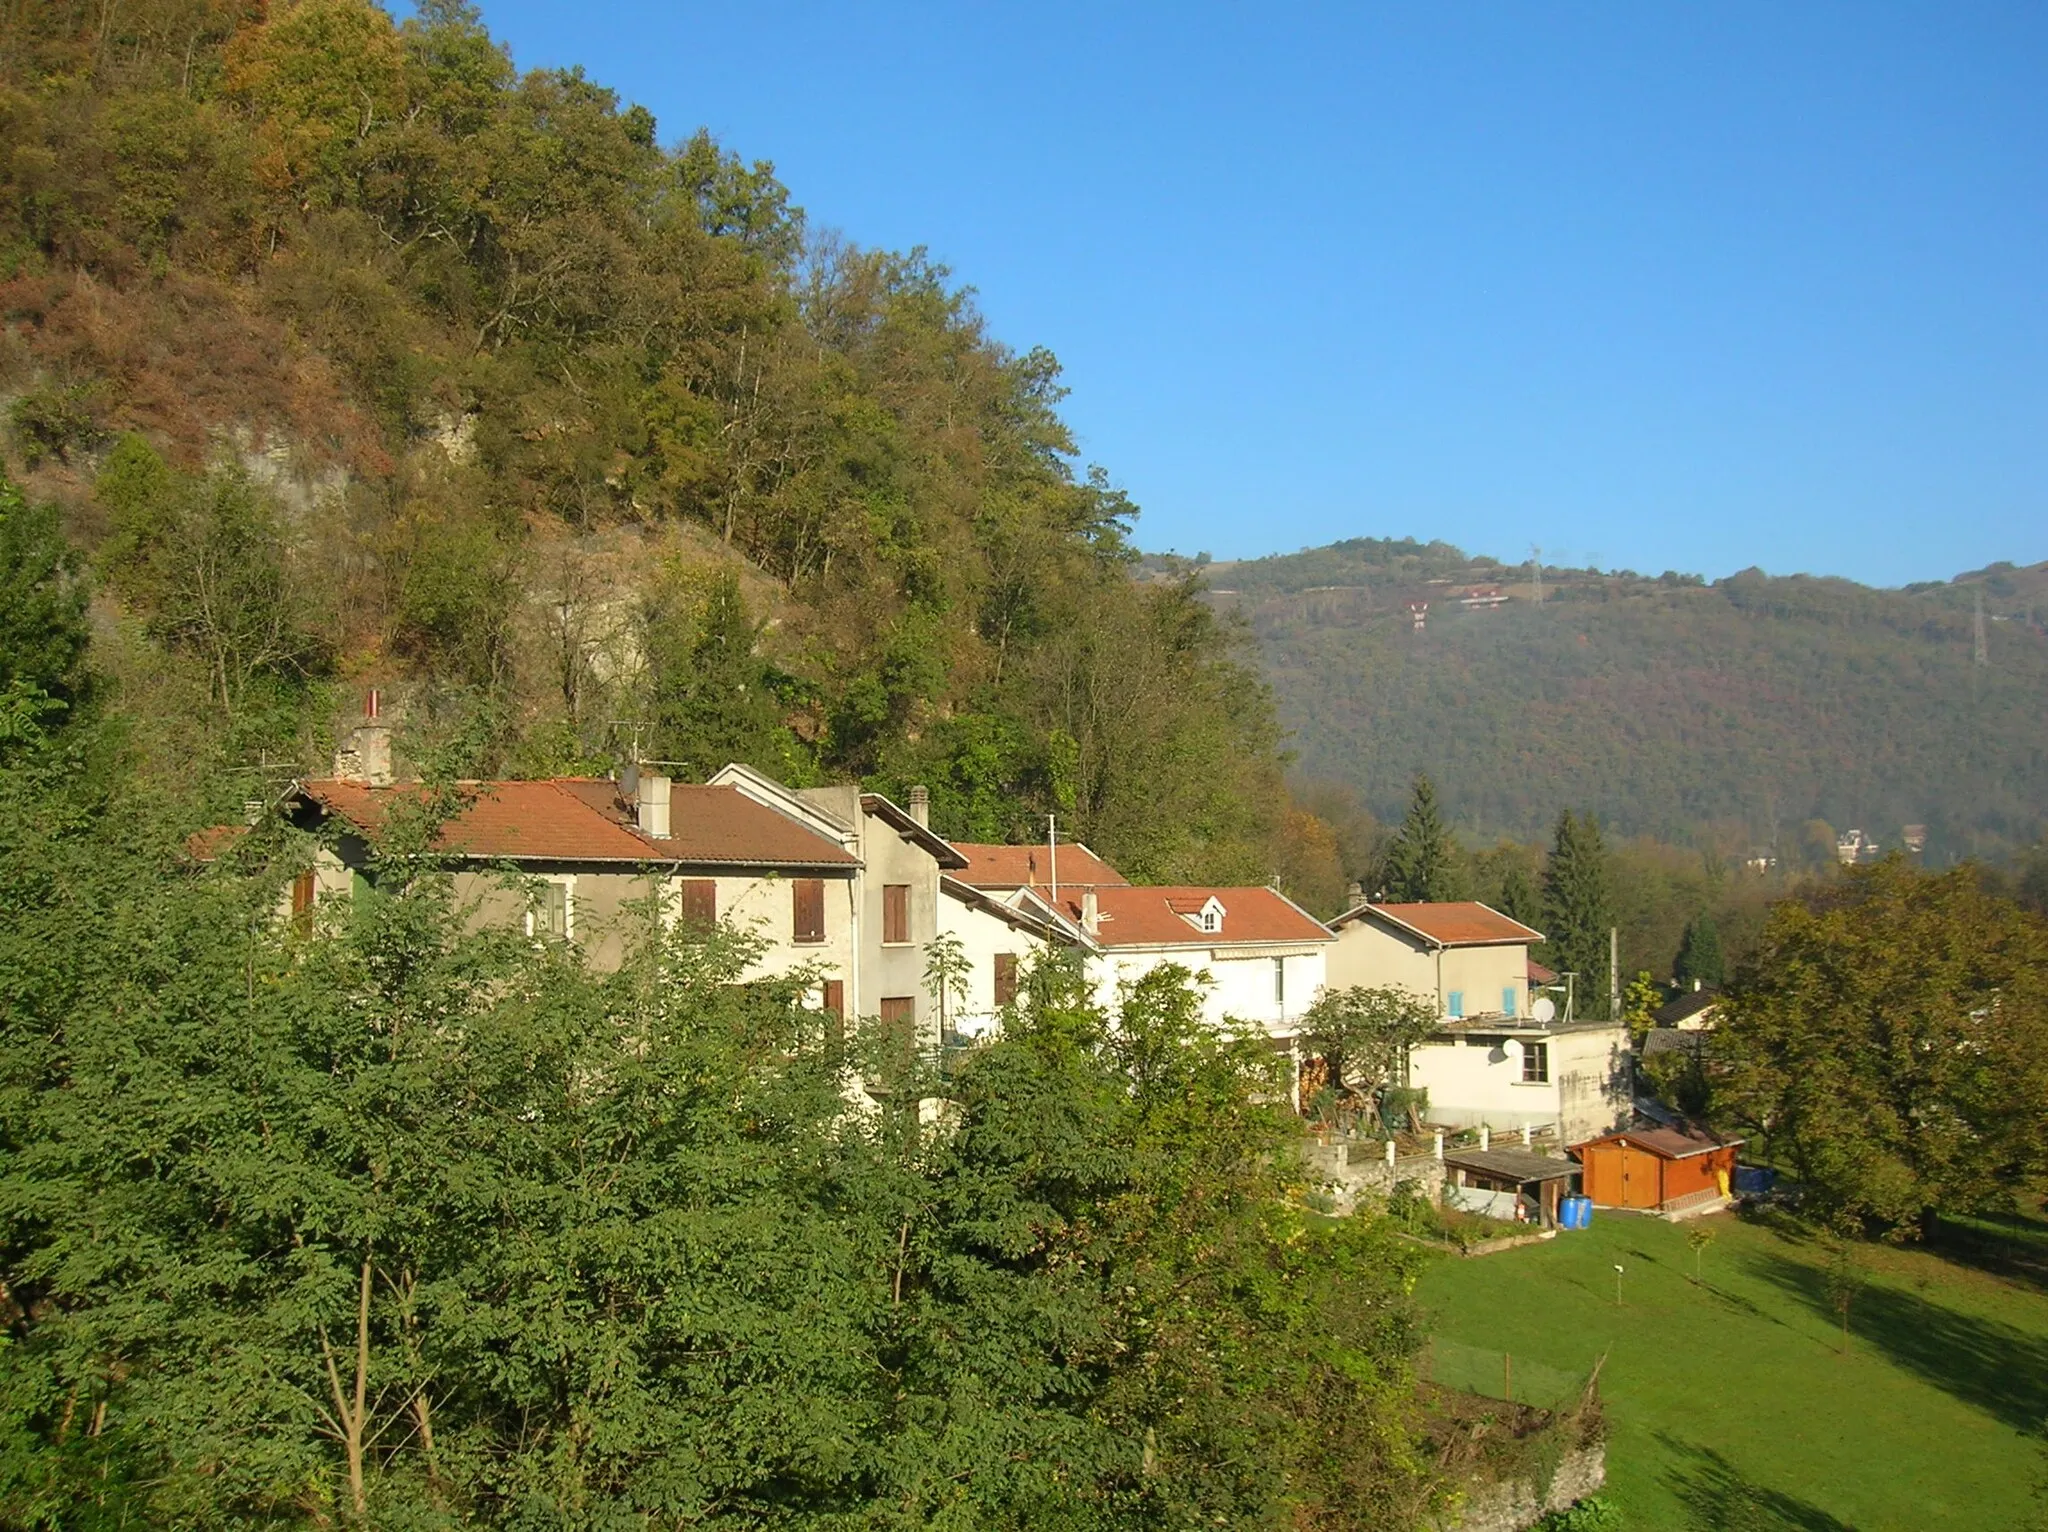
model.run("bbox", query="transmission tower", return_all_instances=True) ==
[1973,589,1988,667]
[1529,545,1543,606]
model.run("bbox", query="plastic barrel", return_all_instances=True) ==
[1560,1195,1592,1229]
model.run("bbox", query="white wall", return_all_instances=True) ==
[1327,919,1530,1020]
[1408,1023,1631,1142]
[936,889,1050,1039]
[1087,946,1328,1040]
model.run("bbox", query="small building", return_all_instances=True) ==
[1652,988,1721,1031]
[1441,1146,1580,1226]
[1572,1125,1743,1214]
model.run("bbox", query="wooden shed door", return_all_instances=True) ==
[1618,1146,1661,1209]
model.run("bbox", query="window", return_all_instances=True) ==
[1521,1042,1550,1084]
[533,881,570,942]
[821,979,845,1019]
[1201,906,1221,933]
[792,879,825,944]
[679,878,716,927]
[994,952,1019,1008]
[1447,990,1464,1019]
[1272,956,1286,1008]
[290,870,316,936]
[882,883,910,945]
[1502,986,1518,1018]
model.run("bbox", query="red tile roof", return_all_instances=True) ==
[1527,958,1558,985]
[299,778,856,867]
[185,823,249,862]
[952,840,1128,890]
[1056,885,1331,948]
[1339,901,1544,947]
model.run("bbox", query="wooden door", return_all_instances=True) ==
[1619,1146,1661,1209]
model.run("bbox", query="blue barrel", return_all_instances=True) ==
[1559,1195,1593,1229]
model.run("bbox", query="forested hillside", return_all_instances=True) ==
[1171,538,2048,863]
[0,0,1310,891]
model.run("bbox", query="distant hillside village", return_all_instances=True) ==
[199,696,1668,1228]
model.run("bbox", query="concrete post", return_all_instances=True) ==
[1480,1125,1490,1151]
[1385,1138,1396,1168]
[1522,1123,1533,1147]
[1433,1131,1444,1161]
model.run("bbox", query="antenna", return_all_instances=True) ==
[1529,545,1543,606]
[1973,589,1988,668]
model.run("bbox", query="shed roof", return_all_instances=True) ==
[1654,989,1722,1026]
[1333,901,1545,947]
[299,778,858,868]
[1442,1148,1580,1183]
[1572,1125,1744,1161]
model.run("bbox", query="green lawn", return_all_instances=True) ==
[1414,1208,2048,1530]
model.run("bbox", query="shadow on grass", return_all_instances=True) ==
[1656,1435,1855,1531]
[1753,1251,2048,1433]
[1926,1209,2048,1295]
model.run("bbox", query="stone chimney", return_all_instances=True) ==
[1081,885,1099,936]
[636,773,672,838]
[907,784,930,828]
[331,689,393,786]
[1346,881,1364,907]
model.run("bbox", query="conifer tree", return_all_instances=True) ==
[1382,772,1458,902]
[1542,809,1615,1018]
[1674,913,1726,989]
[1495,862,1540,929]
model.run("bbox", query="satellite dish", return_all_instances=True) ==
[1500,1037,1523,1063]
[620,761,640,797]
[1531,996,1557,1023]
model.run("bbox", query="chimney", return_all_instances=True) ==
[1081,885,1099,936]
[332,689,393,786]
[907,784,930,828]
[1346,880,1364,906]
[636,773,672,838]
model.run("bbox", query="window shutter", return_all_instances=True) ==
[680,878,716,927]
[879,995,917,1067]
[882,884,910,944]
[822,979,845,1018]
[1503,986,1517,1018]
[291,870,315,936]
[793,879,825,942]
[1447,990,1464,1019]
[993,953,1019,1008]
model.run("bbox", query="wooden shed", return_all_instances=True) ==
[1572,1126,1743,1213]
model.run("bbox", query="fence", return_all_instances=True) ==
[1419,1338,1596,1411]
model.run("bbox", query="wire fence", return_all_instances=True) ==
[1419,1338,1595,1410]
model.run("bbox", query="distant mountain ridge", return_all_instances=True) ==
[1150,540,2048,860]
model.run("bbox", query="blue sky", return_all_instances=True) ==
[461,1,2045,586]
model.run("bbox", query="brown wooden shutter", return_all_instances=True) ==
[994,952,1019,1008]
[680,878,716,927]
[882,884,910,944]
[291,870,315,936]
[822,980,844,1018]
[792,878,825,943]
[879,995,917,1067]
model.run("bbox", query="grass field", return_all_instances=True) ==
[1414,1206,2048,1530]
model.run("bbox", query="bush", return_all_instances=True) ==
[7,381,104,466]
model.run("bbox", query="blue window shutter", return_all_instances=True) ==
[1448,990,1464,1019]
[1503,987,1517,1018]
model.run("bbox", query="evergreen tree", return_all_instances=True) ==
[1674,913,1726,989]
[1496,861,1540,929]
[645,570,797,779]
[0,473,90,725]
[1542,809,1615,1019]
[1382,772,1458,902]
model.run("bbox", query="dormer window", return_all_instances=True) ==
[1200,906,1221,934]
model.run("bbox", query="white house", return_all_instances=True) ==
[1326,900,1630,1144]
[934,875,1076,1041]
